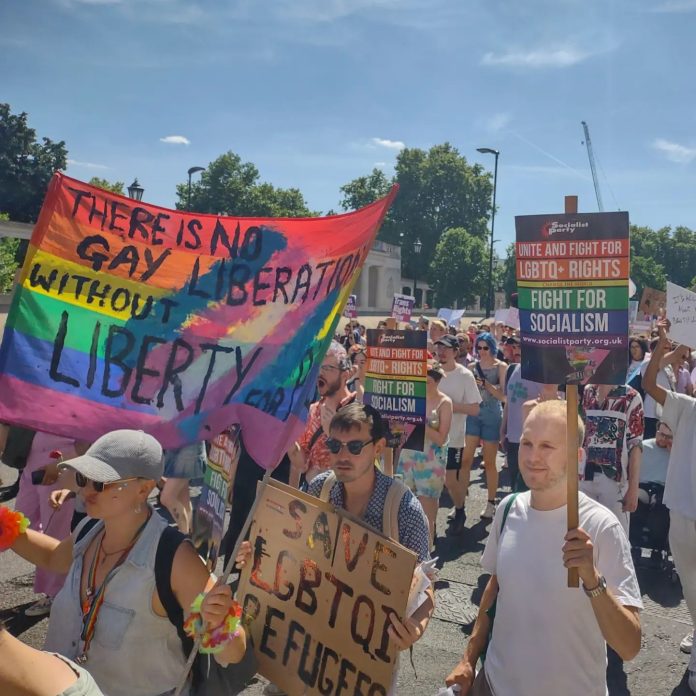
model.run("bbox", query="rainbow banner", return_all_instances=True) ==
[0,174,396,469]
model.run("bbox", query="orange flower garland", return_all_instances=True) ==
[0,505,30,552]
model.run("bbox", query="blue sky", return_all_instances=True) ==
[2,0,695,252]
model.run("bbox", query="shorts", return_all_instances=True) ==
[398,442,447,498]
[465,406,502,443]
[163,442,207,479]
[445,446,462,471]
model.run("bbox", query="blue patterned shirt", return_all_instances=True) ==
[307,467,431,562]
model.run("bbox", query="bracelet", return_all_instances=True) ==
[0,505,30,552]
[183,592,242,654]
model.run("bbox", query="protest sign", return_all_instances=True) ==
[639,287,666,318]
[630,320,652,337]
[364,329,427,451]
[667,281,696,348]
[0,174,396,469]
[343,294,358,319]
[238,480,417,696]
[515,212,629,385]
[629,300,638,324]
[437,308,465,328]
[191,425,241,567]
[391,293,415,323]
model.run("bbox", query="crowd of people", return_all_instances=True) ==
[1,312,696,695]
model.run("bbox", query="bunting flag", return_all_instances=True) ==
[0,174,396,469]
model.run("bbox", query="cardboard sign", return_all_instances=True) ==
[516,212,630,385]
[639,287,666,319]
[0,173,396,468]
[343,294,358,319]
[667,281,696,348]
[192,425,241,567]
[238,480,417,696]
[437,308,465,327]
[391,293,415,323]
[364,329,427,453]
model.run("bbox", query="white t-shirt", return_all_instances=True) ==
[481,492,643,696]
[438,363,481,448]
[504,364,543,443]
[661,391,696,520]
[641,362,674,419]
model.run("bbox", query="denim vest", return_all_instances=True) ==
[45,511,189,696]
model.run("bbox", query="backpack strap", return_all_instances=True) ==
[382,477,409,540]
[504,363,516,391]
[307,425,324,452]
[499,493,519,536]
[154,525,192,657]
[319,471,338,502]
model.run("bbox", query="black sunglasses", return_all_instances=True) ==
[75,471,139,493]
[325,437,374,455]
[476,345,490,352]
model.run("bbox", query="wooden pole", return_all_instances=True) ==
[565,195,580,588]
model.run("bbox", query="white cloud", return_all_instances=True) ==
[485,112,511,133]
[652,138,696,163]
[67,158,109,170]
[159,135,191,145]
[374,161,387,168]
[649,0,696,11]
[482,47,593,69]
[371,137,405,150]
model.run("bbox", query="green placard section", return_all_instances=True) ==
[518,285,628,311]
[364,376,426,399]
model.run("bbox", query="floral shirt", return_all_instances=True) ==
[581,384,644,484]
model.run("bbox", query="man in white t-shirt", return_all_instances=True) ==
[445,400,642,696]
[644,319,696,686]
[434,335,481,535]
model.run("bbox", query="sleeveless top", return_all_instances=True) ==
[45,511,189,696]
[475,362,503,412]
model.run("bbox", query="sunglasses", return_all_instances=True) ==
[476,345,490,352]
[325,437,374,455]
[75,472,140,493]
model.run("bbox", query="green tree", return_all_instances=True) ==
[88,177,125,195]
[429,227,488,308]
[0,104,68,223]
[499,242,517,303]
[0,212,19,292]
[630,254,666,298]
[339,143,493,286]
[175,151,316,217]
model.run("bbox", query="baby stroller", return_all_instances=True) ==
[629,479,676,581]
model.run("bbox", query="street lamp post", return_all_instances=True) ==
[127,178,144,201]
[187,166,205,210]
[413,238,422,308]
[477,147,499,318]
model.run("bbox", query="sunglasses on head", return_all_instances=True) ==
[476,345,490,352]
[325,437,374,455]
[75,471,140,493]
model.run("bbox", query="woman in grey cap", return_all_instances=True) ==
[6,429,246,696]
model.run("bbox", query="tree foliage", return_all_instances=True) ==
[0,103,68,223]
[339,143,493,284]
[429,227,488,308]
[175,151,316,217]
[88,177,125,195]
[0,212,18,293]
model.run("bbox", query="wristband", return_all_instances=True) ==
[183,592,242,654]
[0,505,30,552]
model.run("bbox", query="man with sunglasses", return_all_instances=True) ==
[307,403,434,648]
[644,319,696,687]
[288,340,356,487]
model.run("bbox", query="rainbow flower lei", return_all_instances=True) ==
[183,593,242,654]
[0,505,30,552]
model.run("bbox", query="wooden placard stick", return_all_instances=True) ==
[565,195,580,588]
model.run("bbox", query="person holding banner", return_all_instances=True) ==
[643,319,696,686]
[347,345,368,403]
[460,332,508,520]
[398,360,453,550]
[4,429,247,696]
[445,400,642,696]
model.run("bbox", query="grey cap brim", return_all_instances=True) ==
[62,454,123,483]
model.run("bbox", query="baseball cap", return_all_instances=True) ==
[62,430,164,483]
[505,335,520,345]
[434,335,459,349]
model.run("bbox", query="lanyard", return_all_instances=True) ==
[77,514,151,663]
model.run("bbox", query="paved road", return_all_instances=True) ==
[1,457,693,695]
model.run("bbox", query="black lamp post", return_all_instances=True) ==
[127,178,144,201]
[413,238,422,307]
[187,166,205,210]
[477,147,499,318]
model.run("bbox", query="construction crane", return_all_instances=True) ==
[581,121,604,212]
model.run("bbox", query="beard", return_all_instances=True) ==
[317,374,341,397]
